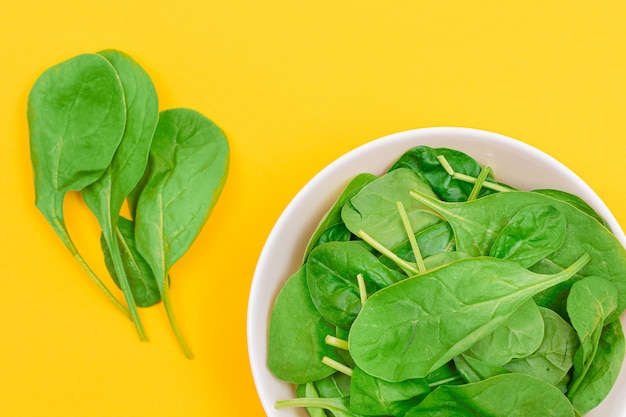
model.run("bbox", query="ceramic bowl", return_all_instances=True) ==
[247,127,626,417]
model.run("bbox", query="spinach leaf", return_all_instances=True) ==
[101,217,160,307]
[404,373,576,417]
[465,299,544,367]
[505,307,578,391]
[28,53,128,315]
[388,146,501,202]
[341,168,441,249]
[411,189,626,320]
[533,189,609,228]
[349,366,430,416]
[82,49,159,339]
[453,354,509,383]
[568,319,625,414]
[306,241,405,329]
[348,254,589,381]
[489,204,566,268]
[305,173,377,259]
[268,267,338,384]
[566,276,618,397]
[315,372,352,398]
[134,108,229,358]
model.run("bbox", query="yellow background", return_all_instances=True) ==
[2,1,626,416]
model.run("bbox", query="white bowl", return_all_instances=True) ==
[247,127,626,417]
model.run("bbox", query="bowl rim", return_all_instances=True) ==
[247,126,626,416]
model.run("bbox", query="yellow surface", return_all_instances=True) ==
[2,1,626,416]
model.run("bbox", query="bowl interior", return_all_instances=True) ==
[247,127,626,417]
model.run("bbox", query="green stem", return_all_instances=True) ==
[51,216,130,319]
[467,165,492,202]
[322,356,353,376]
[358,230,419,276]
[437,154,512,193]
[356,273,368,305]
[396,201,426,273]
[161,276,194,359]
[107,229,147,341]
[428,375,464,388]
[325,335,349,350]
[276,397,349,413]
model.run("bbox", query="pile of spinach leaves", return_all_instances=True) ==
[27,50,229,358]
[268,145,626,416]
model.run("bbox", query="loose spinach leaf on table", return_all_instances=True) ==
[348,254,589,381]
[403,373,576,417]
[133,108,229,358]
[28,53,128,315]
[82,49,159,339]
[101,217,160,308]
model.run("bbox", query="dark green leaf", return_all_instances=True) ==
[306,241,405,328]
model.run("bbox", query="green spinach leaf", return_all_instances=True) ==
[268,267,338,384]
[134,108,229,358]
[404,373,575,417]
[349,366,430,416]
[348,254,588,381]
[465,299,544,367]
[342,168,440,249]
[28,53,128,315]
[566,276,618,397]
[101,217,160,308]
[82,49,159,339]
[505,307,578,391]
[388,146,501,202]
[568,319,625,414]
[305,173,377,258]
[489,204,566,268]
[306,241,405,329]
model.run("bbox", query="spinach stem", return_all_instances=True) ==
[161,276,194,359]
[322,356,353,376]
[325,335,349,350]
[436,155,512,193]
[107,230,147,341]
[276,397,348,412]
[356,273,368,305]
[51,216,130,319]
[357,230,419,276]
[467,166,492,202]
[396,201,426,273]
[428,375,464,388]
